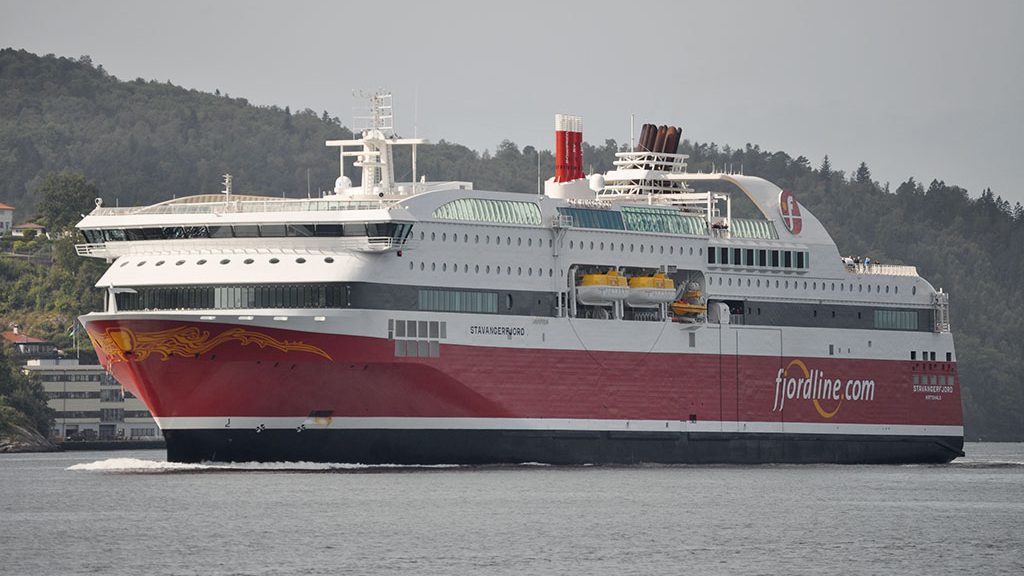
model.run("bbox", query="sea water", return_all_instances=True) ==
[1,443,1022,575]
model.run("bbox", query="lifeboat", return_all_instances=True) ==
[670,282,707,317]
[626,273,676,308]
[577,270,630,306]
[670,301,708,316]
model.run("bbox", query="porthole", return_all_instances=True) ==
[590,241,594,250]
[420,262,425,271]
[442,263,447,271]
[420,231,425,240]
[832,283,835,291]
[245,258,255,264]
[912,286,916,295]
[507,237,511,245]
[894,286,899,294]
[747,278,751,287]
[517,237,522,246]
[155,260,165,266]
[650,245,654,253]
[698,248,703,256]
[496,266,501,275]
[859,284,863,292]
[620,243,625,251]
[600,242,605,250]
[840,283,844,291]
[452,234,457,243]
[669,246,674,255]
[728,278,733,286]
[431,263,436,271]
[464,234,468,243]
[409,262,414,270]
[528,268,533,277]
[486,235,491,244]
[269,258,279,264]
[549,269,553,277]
[475,265,480,273]
[775,280,779,288]
[812,282,817,290]
[119,261,129,267]
[197,259,207,265]
[442,233,447,241]
[570,240,575,249]
[660,246,664,254]
[297,258,306,264]
[507,266,512,275]
[464,264,468,273]
[324,257,334,263]
[638,244,642,253]
[786,281,790,289]
[756,279,761,287]
[220,259,230,265]
[496,236,501,246]
[506,294,513,310]
[529,238,533,247]
[803,281,808,289]
[175,260,185,266]
[137,261,146,267]
[548,239,552,247]
[486,265,491,273]
[431,232,436,241]
[475,235,480,243]
[610,243,615,252]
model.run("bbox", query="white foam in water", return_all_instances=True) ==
[67,458,462,473]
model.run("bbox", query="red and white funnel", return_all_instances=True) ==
[555,114,584,182]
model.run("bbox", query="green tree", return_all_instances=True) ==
[33,171,100,231]
[0,344,54,435]
[855,161,872,184]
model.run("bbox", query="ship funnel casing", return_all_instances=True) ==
[554,113,585,183]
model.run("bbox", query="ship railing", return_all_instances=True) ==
[75,236,413,258]
[844,263,919,277]
[612,151,689,173]
[87,182,474,217]
[89,199,392,216]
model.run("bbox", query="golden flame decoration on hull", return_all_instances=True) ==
[89,326,333,363]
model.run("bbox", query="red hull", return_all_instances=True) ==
[85,319,963,429]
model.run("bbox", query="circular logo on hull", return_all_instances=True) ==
[779,190,802,235]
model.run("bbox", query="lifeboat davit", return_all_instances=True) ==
[577,270,630,306]
[626,273,677,308]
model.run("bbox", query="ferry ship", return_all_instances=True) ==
[76,94,964,464]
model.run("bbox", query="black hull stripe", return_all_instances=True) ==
[164,429,964,465]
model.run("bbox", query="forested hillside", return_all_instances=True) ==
[1,48,1021,440]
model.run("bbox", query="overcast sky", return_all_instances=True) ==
[2,0,1022,203]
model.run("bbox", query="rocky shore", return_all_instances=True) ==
[0,420,59,453]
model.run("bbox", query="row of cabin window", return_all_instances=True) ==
[709,247,809,269]
[81,222,412,243]
[115,284,348,311]
[421,230,552,248]
[708,274,907,295]
[410,260,555,278]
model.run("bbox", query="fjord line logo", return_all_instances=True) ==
[772,359,876,418]
[779,190,802,235]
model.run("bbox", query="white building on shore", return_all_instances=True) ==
[23,358,160,441]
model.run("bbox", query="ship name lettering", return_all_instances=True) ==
[470,325,526,337]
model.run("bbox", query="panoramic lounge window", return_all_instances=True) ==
[83,221,413,243]
[115,284,348,311]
